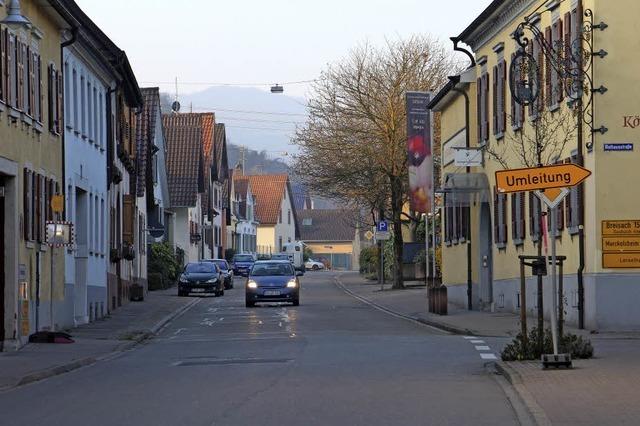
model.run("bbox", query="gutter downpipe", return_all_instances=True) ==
[449,76,473,311]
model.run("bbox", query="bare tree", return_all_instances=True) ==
[485,107,577,169]
[292,36,457,289]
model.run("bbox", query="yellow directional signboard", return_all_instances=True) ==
[603,253,640,268]
[602,220,640,236]
[602,220,640,268]
[495,164,591,193]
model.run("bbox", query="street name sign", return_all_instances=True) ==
[495,164,591,193]
[375,231,390,241]
[604,143,633,152]
[602,220,640,268]
[454,148,483,167]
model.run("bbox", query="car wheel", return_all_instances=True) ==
[246,300,255,308]
[218,288,225,297]
[312,265,319,271]
[292,298,299,306]
[178,290,187,297]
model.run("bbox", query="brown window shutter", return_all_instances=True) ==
[492,65,498,135]
[23,169,31,241]
[493,188,499,244]
[484,73,490,141]
[34,174,41,242]
[556,18,564,104]
[501,193,508,244]
[501,60,507,133]
[527,44,534,118]
[37,55,43,123]
[476,77,482,143]
[520,192,527,240]
[55,182,61,221]
[511,193,517,240]
[545,27,552,108]
[0,29,5,102]
[57,70,63,133]
[123,194,134,244]
[48,64,54,132]
[510,54,516,127]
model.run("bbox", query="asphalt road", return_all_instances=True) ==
[0,272,519,426]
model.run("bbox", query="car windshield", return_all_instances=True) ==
[251,262,294,276]
[211,260,228,270]
[185,263,216,274]
[234,255,253,262]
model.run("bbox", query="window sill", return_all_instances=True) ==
[496,243,507,250]
[33,122,43,134]
[445,242,452,247]
[494,132,504,141]
[568,226,579,236]
[21,114,33,126]
[74,130,80,136]
[514,238,524,246]
[26,241,35,250]
[511,124,522,132]
[8,108,20,120]
[549,103,560,113]
[0,101,5,112]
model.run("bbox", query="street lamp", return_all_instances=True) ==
[1,0,31,27]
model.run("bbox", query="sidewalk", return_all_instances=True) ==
[336,272,640,425]
[0,287,197,391]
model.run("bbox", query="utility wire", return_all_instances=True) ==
[188,106,308,117]
[141,79,317,87]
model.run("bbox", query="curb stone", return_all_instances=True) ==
[494,361,552,426]
[333,275,473,335]
[1,296,201,392]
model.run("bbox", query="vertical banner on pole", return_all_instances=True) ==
[406,91,433,213]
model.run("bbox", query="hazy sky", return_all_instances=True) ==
[75,0,492,99]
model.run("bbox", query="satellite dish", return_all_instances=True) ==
[171,101,181,113]
[270,84,284,94]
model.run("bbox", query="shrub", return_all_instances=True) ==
[148,272,165,291]
[148,242,181,289]
[501,327,594,361]
[359,246,379,275]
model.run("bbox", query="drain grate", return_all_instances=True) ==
[174,358,293,367]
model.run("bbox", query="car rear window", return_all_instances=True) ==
[185,263,217,273]
[212,260,228,270]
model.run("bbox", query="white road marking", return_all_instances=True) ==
[475,346,491,351]
[470,340,485,344]
[480,353,498,360]
[463,336,476,340]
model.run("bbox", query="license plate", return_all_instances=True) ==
[191,288,205,293]
[264,290,280,296]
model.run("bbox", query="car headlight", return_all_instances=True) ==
[206,278,218,283]
[179,276,188,283]
[287,280,297,288]
[247,280,258,289]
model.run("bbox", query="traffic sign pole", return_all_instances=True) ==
[549,206,559,355]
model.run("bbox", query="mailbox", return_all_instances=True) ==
[531,259,547,276]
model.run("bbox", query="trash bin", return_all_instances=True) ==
[130,283,144,302]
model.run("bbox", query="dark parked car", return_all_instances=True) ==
[245,260,302,308]
[178,262,225,297]
[203,259,234,289]
[232,254,255,277]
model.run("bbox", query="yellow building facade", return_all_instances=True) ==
[0,1,72,349]
[432,0,640,330]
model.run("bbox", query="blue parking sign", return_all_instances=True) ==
[377,221,388,232]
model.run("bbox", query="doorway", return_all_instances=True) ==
[478,202,493,309]
[74,189,88,324]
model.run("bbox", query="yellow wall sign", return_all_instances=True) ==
[602,237,640,252]
[602,220,640,236]
[602,221,640,268]
[495,164,591,193]
[603,253,640,269]
[51,195,64,214]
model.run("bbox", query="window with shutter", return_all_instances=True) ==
[57,70,63,133]
[500,59,507,134]
[476,77,482,144]
[492,65,498,136]
[529,192,541,241]
[511,194,517,242]
[35,174,41,242]
[0,29,5,103]
[519,192,526,242]
[123,194,134,244]
[8,33,15,108]
[23,169,31,241]
[48,64,54,132]
[483,73,490,141]
[555,18,564,105]
[545,27,552,108]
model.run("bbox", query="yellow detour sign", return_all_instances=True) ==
[51,195,64,213]
[602,220,640,268]
[495,164,591,193]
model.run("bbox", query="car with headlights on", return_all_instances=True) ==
[245,260,302,307]
[178,262,225,297]
[203,259,234,289]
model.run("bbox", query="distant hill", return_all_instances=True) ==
[161,86,306,155]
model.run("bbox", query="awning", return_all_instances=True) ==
[436,173,491,207]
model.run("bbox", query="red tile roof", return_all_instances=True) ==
[162,114,204,207]
[245,174,291,225]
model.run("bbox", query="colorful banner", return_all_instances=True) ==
[406,91,433,213]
